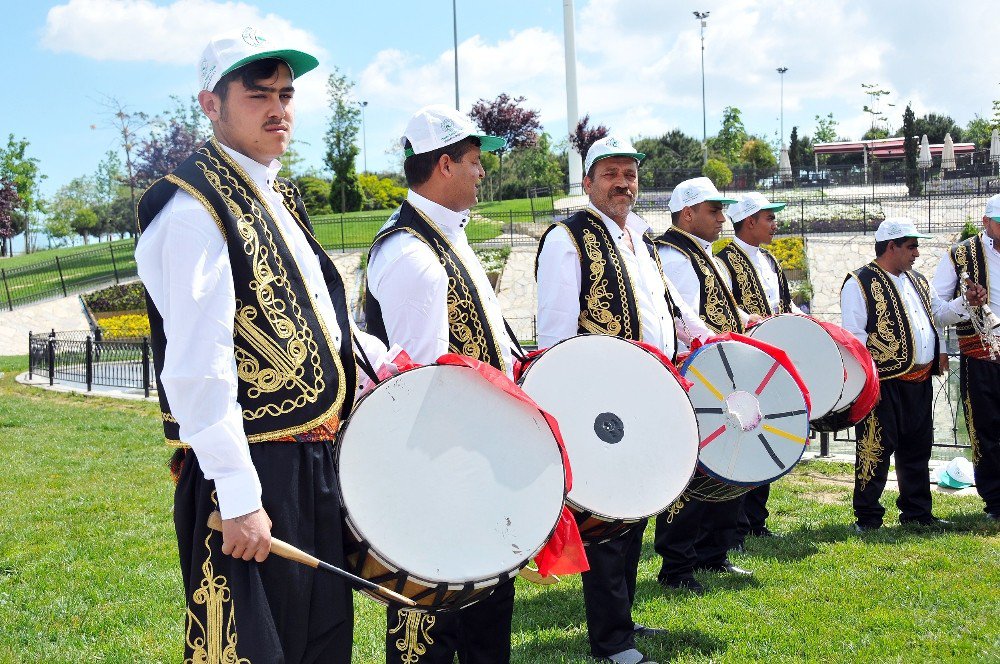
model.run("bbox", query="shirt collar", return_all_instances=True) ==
[408,190,469,233]
[587,204,650,243]
[217,141,282,189]
[982,231,999,256]
[733,236,760,256]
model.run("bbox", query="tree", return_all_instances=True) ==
[295,176,332,216]
[711,106,748,165]
[902,104,921,197]
[568,114,609,171]
[702,158,733,189]
[861,83,892,135]
[134,96,209,187]
[740,139,778,170]
[0,179,19,257]
[46,177,100,244]
[788,127,800,177]
[0,135,46,253]
[813,113,839,143]
[98,96,150,231]
[358,173,407,211]
[634,130,703,188]
[896,113,963,144]
[500,132,564,199]
[965,115,995,150]
[469,94,542,201]
[323,68,363,212]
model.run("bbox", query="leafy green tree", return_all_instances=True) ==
[788,127,800,177]
[862,127,889,140]
[813,113,839,143]
[501,133,564,199]
[469,94,542,201]
[46,177,100,244]
[702,158,733,189]
[0,178,19,256]
[711,106,748,165]
[902,104,921,197]
[634,130,702,188]
[295,176,332,216]
[323,68,363,212]
[895,113,963,144]
[739,139,778,170]
[964,115,995,149]
[358,173,407,211]
[0,135,46,253]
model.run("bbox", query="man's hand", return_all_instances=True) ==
[221,508,272,562]
[963,279,988,308]
[746,314,764,327]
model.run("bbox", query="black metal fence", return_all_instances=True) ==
[28,330,153,397]
[2,240,137,311]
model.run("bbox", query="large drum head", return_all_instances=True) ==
[831,340,866,411]
[747,314,845,420]
[338,364,565,583]
[682,340,809,485]
[519,335,699,521]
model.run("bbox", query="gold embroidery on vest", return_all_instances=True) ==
[695,252,736,332]
[389,610,436,664]
[867,279,901,366]
[435,237,493,363]
[185,527,248,663]
[195,144,347,431]
[727,246,769,317]
[855,412,883,491]
[579,226,630,337]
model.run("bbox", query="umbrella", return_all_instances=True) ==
[779,146,792,181]
[990,128,1000,164]
[917,134,932,169]
[941,133,956,171]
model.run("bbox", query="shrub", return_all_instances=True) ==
[84,283,147,312]
[768,237,806,271]
[358,174,407,211]
[960,220,979,241]
[99,313,151,339]
[703,159,733,189]
[296,176,332,216]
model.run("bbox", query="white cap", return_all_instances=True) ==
[985,194,1000,221]
[199,27,319,92]
[945,457,975,484]
[584,136,645,174]
[727,192,786,223]
[668,177,738,212]
[401,104,506,157]
[874,217,932,243]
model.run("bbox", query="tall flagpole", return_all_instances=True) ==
[563,0,582,194]
[453,0,460,110]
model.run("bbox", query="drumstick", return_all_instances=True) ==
[206,511,416,607]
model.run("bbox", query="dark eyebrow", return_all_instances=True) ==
[246,83,295,94]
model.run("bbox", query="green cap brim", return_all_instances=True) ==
[477,135,507,153]
[938,471,970,489]
[706,195,739,205]
[761,202,786,212]
[222,49,319,82]
[987,216,1000,223]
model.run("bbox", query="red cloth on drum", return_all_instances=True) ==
[815,322,881,423]
[433,353,590,576]
[694,333,813,417]
[628,340,694,392]
[513,348,547,382]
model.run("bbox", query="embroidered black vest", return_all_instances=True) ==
[365,200,507,372]
[653,227,745,333]
[949,235,991,350]
[844,262,939,379]
[716,241,792,317]
[535,210,681,347]
[137,139,356,444]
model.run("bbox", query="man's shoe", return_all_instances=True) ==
[699,560,753,576]
[658,576,705,594]
[633,624,669,639]
[901,517,951,529]
[596,647,658,663]
[749,526,779,538]
[853,522,880,533]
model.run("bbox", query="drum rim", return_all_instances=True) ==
[519,333,700,520]
[681,339,808,486]
[335,363,566,584]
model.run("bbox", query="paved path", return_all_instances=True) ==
[0,294,90,356]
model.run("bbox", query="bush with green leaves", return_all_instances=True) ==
[358,174,406,211]
[295,175,332,216]
[83,282,147,312]
[702,158,733,189]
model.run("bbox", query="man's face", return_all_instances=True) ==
[584,157,639,223]
[744,210,778,246]
[444,145,486,211]
[201,61,295,165]
[685,200,726,242]
[887,237,920,273]
[983,215,1000,244]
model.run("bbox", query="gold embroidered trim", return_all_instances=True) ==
[723,243,771,317]
[963,388,982,464]
[165,173,228,241]
[661,491,690,524]
[162,411,178,423]
[388,609,436,664]
[856,412,883,491]
[579,225,633,338]
[184,513,249,663]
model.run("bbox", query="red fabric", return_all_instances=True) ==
[628,340,694,392]
[513,347,548,383]
[815,322,880,423]
[434,353,589,576]
[700,333,813,417]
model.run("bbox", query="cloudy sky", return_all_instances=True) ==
[4,0,999,197]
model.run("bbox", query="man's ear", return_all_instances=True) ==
[436,153,454,179]
[198,90,222,122]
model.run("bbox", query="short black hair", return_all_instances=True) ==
[874,238,906,256]
[213,58,283,102]
[732,219,745,234]
[403,136,481,187]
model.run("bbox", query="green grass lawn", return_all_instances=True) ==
[1,356,998,663]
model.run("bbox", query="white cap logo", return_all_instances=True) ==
[242,27,266,47]
[439,117,462,143]
[607,137,620,148]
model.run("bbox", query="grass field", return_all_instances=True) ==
[1,354,998,663]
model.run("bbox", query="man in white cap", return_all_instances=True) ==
[842,217,983,532]
[717,192,802,548]
[932,194,1000,521]
[366,104,520,664]
[651,177,756,595]
[136,27,386,662]
[535,136,710,664]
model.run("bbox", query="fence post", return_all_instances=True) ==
[142,337,151,399]
[28,331,33,379]
[1,268,11,311]
[86,335,93,392]
[863,197,867,235]
[48,329,56,387]
[108,242,120,284]
[54,256,68,297]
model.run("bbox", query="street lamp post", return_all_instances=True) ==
[452,0,460,110]
[358,100,368,174]
[694,11,710,166]
[776,66,788,148]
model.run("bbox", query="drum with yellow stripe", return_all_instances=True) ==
[680,338,809,490]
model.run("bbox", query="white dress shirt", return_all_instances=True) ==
[536,205,708,354]
[932,231,1000,322]
[367,189,514,377]
[840,265,968,365]
[136,142,385,520]
[731,237,803,315]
